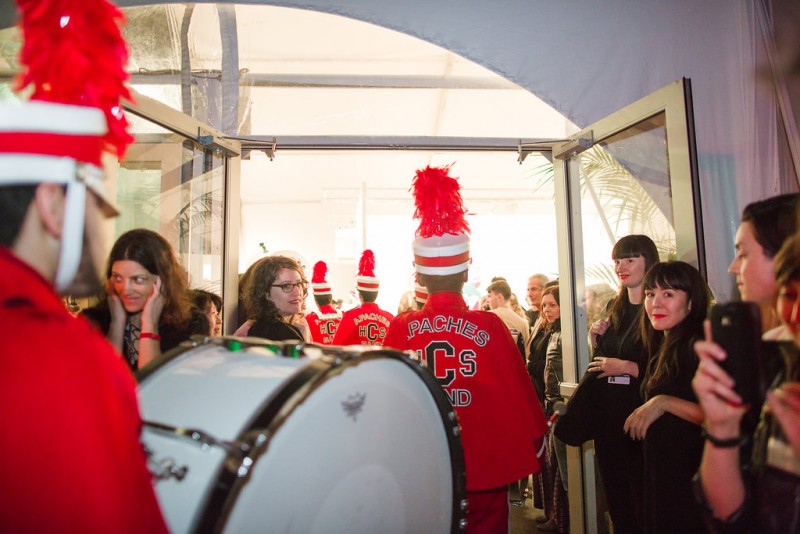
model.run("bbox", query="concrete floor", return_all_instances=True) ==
[510,497,546,532]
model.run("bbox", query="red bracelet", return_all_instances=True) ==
[140,332,161,341]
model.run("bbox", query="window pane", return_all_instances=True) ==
[578,112,675,308]
[117,111,226,296]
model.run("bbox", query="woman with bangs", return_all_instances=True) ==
[82,229,209,371]
[624,261,711,533]
[582,234,659,533]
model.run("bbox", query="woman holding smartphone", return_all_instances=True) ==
[693,230,800,532]
[692,194,800,532]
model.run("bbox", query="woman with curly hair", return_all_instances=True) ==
[82,229,209,371]
[243,255,308,341]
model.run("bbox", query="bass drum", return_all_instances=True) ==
[137,338,466,533]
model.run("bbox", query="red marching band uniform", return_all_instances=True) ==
[334,301,395,346]
[0,0,167,530]
[384,292,547,489]
[383,165,548,533]
[306,260,342,344]
[332,250,395,346]
[0,249,168,532]
[306,304,342,344]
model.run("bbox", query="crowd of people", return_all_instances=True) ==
[3,0,800,532]
[11,170,800,534]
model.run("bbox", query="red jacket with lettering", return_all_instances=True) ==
[306,304,342,345]
[383,291,548,490]
[0,247,168,532]
[332,301,394,346]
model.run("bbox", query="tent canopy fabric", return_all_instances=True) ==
[1,0,797,300]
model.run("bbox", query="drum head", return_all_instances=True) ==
[219,354,460,534]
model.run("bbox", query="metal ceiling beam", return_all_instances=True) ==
[231,135,558,153]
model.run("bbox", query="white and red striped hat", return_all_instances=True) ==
[356,249,380,292]
[1,0,132,291]
[411,165,471,276]
[311,260,332,295]
[0,101,116,215]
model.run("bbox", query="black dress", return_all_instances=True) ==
[592,300,646,534]
[642,343,704,533]
[248,317,303,341]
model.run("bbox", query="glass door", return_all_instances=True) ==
[119,89,242,334]
[552,78,701,533]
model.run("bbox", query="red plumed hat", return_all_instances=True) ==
[356,249,379,292]
[0,0,132,291]
[14,0,133,159]
[411,165,471,275]
[311,260,332,295]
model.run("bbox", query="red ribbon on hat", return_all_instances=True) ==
[357,281,380,290]
[0,132,104,166]
[413,250,471,268]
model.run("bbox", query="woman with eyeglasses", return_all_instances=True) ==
[82,229,210,371]
[243,255,309,341]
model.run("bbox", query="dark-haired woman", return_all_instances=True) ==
[82,229,209,371]
[585,234,659,533]
[190,289,222,336]
[243,255,307,341]
[728,193,800,338]
[624,261,711,533]
[693,230,800,533]
[537,285,569,533]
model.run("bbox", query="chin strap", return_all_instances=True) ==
[54,179,86,292]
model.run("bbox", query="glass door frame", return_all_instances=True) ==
[552,78,702,533]
[123,88,242,335]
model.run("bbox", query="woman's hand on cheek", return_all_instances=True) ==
[106,278,126,326]
[141,275,164,332]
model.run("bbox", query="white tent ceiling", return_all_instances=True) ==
[117,3,577,302]
[1,0,798,302]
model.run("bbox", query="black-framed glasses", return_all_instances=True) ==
[271,281,308,293]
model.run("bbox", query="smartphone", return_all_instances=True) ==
[710,302,761,408]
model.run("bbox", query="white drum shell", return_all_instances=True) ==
[138,342,459,534]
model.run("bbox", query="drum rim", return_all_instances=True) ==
[190,345,467,534]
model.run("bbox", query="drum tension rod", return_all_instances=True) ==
[143,420,253,456]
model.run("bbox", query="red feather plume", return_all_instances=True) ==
[358,250,376,277]
[411,165,470,238]
[312,261,328,284]
[14,0,134,158]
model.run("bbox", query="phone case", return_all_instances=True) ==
[710,302,761,408]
